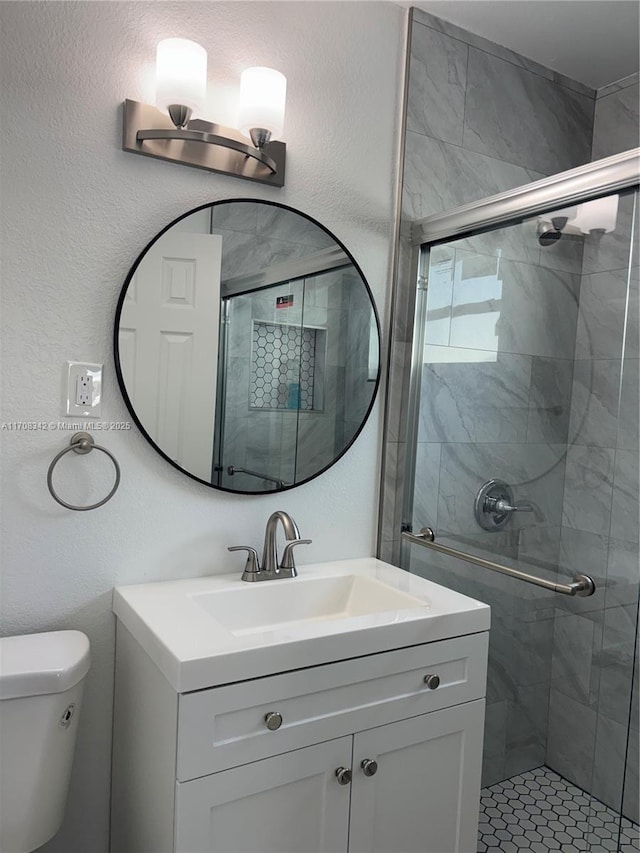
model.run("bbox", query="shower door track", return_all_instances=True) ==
[411,147,640,245]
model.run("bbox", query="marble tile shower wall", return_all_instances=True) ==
[381,10,595,785]
[221,267,371,490]
[380,9,596,790]
[291,268,376,482]
[381,14,640,804]
[410,223,583,788]
[212,204,334,489]
[547,73,639,822]
[211,204,334,283]
[221,281,306,491]
[210,205,346,490]
[380,9,595,564]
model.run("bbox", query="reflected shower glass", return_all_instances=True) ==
[215,263,377,492]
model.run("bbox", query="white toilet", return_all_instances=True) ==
[0,630,90,853]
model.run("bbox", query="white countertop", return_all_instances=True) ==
[113,557,490,692]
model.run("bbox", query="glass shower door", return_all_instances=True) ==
[214,277,306,492]
[401,188,639,851]
[215,262,377,491]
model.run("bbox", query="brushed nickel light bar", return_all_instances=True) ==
[122,40,287,187]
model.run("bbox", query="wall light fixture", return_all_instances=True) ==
[569,195,619,235]
[537,194,619,245]
[122,39,287,187]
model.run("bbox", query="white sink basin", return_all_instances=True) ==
[113,558,490,692]
[191,574,425,636]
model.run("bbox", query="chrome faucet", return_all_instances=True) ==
[228,511,311,581]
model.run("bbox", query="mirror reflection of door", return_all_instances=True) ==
[115,201,380,494]
[119,231,222,481]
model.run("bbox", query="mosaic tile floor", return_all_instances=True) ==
[478,765,640,853]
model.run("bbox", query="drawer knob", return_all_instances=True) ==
[423,674,440,690]
[264,711,283,731]
[361,758,378,777]
[335,767,352,785]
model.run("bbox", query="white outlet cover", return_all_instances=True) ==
[63,362,103,417]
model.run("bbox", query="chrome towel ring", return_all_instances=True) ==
[47,432,121,511]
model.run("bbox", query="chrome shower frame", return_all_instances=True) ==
[379,147,640,559]
[410,148,640,246]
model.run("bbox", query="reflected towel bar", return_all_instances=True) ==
[227,466,287,489]
[402,527,596,597]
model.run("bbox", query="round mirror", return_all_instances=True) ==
[114,199,381,493]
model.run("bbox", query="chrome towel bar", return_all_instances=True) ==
[402,527,596,597]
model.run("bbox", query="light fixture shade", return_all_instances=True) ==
[572,195,619,234]
[155,38,207,117]
[238,67,287,140]
[553,205,578,223]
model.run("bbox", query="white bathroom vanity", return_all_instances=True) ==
[111,558,490,853]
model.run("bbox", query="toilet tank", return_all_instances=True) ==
[0,631,91,853]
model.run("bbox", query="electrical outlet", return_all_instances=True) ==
[64,362,103,417]
[76,374,92,407]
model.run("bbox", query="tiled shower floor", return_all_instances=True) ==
[478,765,640,853]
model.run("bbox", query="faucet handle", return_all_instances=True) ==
[491,498,534,514]
[228,546,261,581]
[279,539,312,572]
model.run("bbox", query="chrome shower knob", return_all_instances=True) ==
[361,758,378,777]
[335,767,352,785]
[264,711,283,731]
[423,674,440,689]
[474,479,533,531]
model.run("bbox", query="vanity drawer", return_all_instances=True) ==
[177,632,488,781]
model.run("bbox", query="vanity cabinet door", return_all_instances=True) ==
[348,699,485,853]
[174,736,352,853]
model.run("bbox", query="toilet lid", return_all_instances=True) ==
[0,630,90,700]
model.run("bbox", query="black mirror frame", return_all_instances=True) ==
[113,198,382,495]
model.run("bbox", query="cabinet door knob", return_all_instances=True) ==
[264,711,283,731]
[423,674,440,689]
[360,758,378,777]
[335,767,352,785]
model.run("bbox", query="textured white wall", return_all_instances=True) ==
[0,3,405,849]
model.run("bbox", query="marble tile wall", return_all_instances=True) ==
[411,223,578,787]
[212,207,334,489]
[379,8,595,565]
[221,267,375,490]
[380,8,639,807]
[211,203,334,284]
[592,74,640,160]
[380,7,598,786]
[546,79,639,821]
[220,280,306,490]
[462,48,593,174]
[409,538,557,785]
